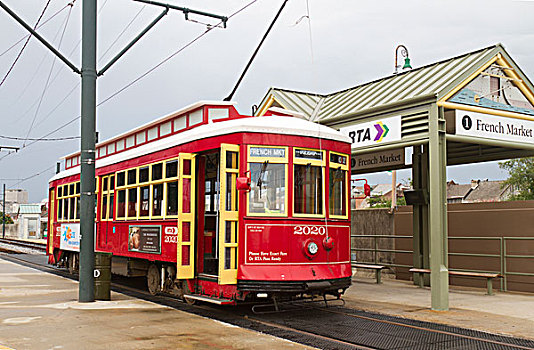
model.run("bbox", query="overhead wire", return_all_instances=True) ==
[98,0,259,106]
[99,4,146,63]
[0,135,80,141]
[23,4,74,146]
[0,0,53,88]
[0,0,260,160]
[0,1,73,59]
[1,0,116,140]
[8,2,77,109]
[8,164,56,189]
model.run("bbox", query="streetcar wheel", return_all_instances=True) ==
[147,264,161,295]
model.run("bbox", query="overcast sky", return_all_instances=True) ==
[1,0,533,202]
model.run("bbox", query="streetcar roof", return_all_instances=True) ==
[50,113,350,182]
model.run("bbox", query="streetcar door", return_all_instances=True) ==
[177,153,197,279]
[48,188,55,255]
[218,144,239,285]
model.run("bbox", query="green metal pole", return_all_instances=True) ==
[412,146,422,286]
[428,104,448,311]
[79,0,97,303]
[422,146,430,287]
[2,184,5,239]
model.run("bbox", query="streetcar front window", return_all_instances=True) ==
[329,168,347,216]
[248,162,286,215]
[294,164,323,215]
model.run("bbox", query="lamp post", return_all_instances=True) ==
[394,44,412,74]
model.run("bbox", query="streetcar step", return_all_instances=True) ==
[184,294,235,305]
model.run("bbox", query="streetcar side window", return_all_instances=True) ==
[100,175,115,221]
[329,152,349,219]
[57,194,63,221]
[293,148,325,217]
[152,183,163,217]
[139,185,150,217]
[166,160,178,179]
[117,190,126,218]
[127,188,138,218]
[56,181,81,222]
[152,163,162,181]
[247,146,288,217]
[139,166,149,183]
[166,180,178,216]
[117,172,125,187]
[127,169,137,185]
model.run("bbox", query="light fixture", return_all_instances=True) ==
[395,44,412,74]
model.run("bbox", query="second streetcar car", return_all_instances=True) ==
[47,101,352,305]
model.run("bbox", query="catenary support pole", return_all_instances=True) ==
[2,183,5,239]
[79,0,97,303]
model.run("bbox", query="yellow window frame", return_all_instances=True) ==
[293,147,326,218]
[246,145,289,217]
[328,151,350,220]
[56,181,81,223]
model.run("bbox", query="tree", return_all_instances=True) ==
[499,157,534,200]
[0,212,13,224]
[368,196,406,208]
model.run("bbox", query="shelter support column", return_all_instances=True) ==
[428,104,449,311]
[412,145,430,287]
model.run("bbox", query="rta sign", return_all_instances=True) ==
[339,115,402,149]
[462,115,472,130]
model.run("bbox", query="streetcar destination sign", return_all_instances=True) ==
[249,146,286,158]
[455,110,534,144]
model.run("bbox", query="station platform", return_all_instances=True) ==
[345,273,534,341]
[0,256,310,350]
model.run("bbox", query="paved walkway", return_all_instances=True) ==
[0,257,310,350]
[344,274,534,341]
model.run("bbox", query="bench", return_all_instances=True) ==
[352,263,386,284]
[409,268,502,295]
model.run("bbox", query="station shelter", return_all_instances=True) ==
[254,44,534,310]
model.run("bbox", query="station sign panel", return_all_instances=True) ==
[351,148,405,172]
[339,115,402,149]
[455,110,534,144]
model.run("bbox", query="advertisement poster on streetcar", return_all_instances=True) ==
[128,225,161,254]
[60,223,80,252]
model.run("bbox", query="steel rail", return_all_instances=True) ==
[0,238,46,252]
[314,306,534,350]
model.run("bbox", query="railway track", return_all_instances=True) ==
[2,252,534,350]
[0,238,46,253]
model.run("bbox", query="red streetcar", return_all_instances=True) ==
[47,101,352,305]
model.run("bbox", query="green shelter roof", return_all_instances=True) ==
[257,44,534,123]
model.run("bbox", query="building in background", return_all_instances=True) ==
[1,189,28,215]
[447,180,516,203]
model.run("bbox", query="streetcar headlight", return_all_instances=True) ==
[307,241,319,255]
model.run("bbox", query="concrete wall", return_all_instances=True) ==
[2,223,19,238]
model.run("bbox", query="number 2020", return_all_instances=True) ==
[293,226,326,235]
